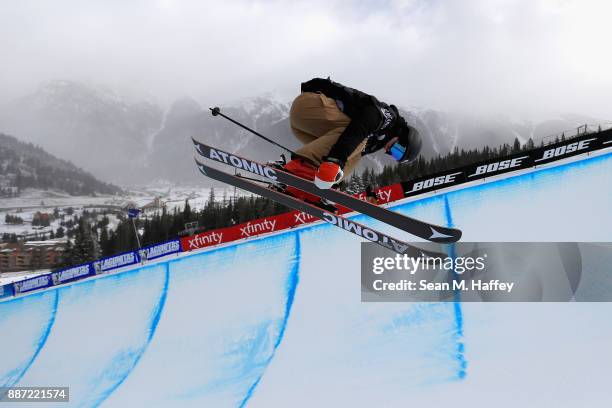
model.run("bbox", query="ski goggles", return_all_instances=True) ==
[388,142,407,161]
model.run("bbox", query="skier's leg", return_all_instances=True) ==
[293,116,367,175]
[339,139,367,176]
[285,127,366,189]
[294,126,345,165]
[284,91,362,203]
[290,124,317,145]
[290,92,350,143]
[290,92,352,165]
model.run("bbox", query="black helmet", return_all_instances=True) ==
[387,109,422,163]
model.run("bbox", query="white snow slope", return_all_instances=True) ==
[1,150,611,408]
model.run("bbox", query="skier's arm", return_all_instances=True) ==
[326,105,381,165]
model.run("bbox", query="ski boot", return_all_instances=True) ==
[268,156,339,213]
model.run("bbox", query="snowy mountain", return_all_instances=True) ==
[0,80,163,184]
[0,133,121,196]
[154,98,601,177]
[0,80,604,185]
[407,109,604,156]
[146,94,293,182]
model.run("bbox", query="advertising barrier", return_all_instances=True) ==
[3,128,611,300]
[13,275,53,295]
[93,251,139,274]
[51,264,94,285]
[0,283,14,299]
[139,239,181,261]
[179,183,404,252]
[401,128,612,198]
[354,183,404,204]
[5,241,180,299]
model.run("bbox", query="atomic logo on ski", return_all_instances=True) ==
[321,213,410,253]
[193,139,463,244]
[208,147,278,180]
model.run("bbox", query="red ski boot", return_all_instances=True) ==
[269,157,338,213]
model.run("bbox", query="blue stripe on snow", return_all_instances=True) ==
[90,263,170,408]
[444,195,467,380]
[3,290,59,388]
[238,231,301,408]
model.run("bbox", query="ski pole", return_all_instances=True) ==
[209,107,297,156]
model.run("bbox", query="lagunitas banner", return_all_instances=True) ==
[401,128,612,198]
[51,264,94,285]
[93,251,139,274]
[13,275,53,294]
[139,240,181,261]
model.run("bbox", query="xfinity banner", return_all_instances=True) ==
[401,128,612,198]
[361,242,612,302]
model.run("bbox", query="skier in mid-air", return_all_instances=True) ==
[195,79,462,243]
[277,77,422,206]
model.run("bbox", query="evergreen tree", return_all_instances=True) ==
[345,174,365,195]
[60,240,74,268]
[69,218,97,265]
[183,199,192,222]
[207,188,216,208]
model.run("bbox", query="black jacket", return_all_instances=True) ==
[300,77,403,165]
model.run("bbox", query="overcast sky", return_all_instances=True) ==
[1,0,611,118]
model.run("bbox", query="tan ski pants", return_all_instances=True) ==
[290,92,366,176]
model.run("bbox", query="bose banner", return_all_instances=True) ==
[401,128,612,198]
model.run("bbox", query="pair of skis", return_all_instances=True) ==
[191,139,462,255]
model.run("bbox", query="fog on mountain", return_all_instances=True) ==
[0,80,603,186]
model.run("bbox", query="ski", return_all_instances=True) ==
[192,139,462,243]
[194,159,446,257]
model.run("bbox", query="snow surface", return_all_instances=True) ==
[1,149,611,407]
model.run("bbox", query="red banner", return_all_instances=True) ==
[353,183,404,204]
[180,183,405,252]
